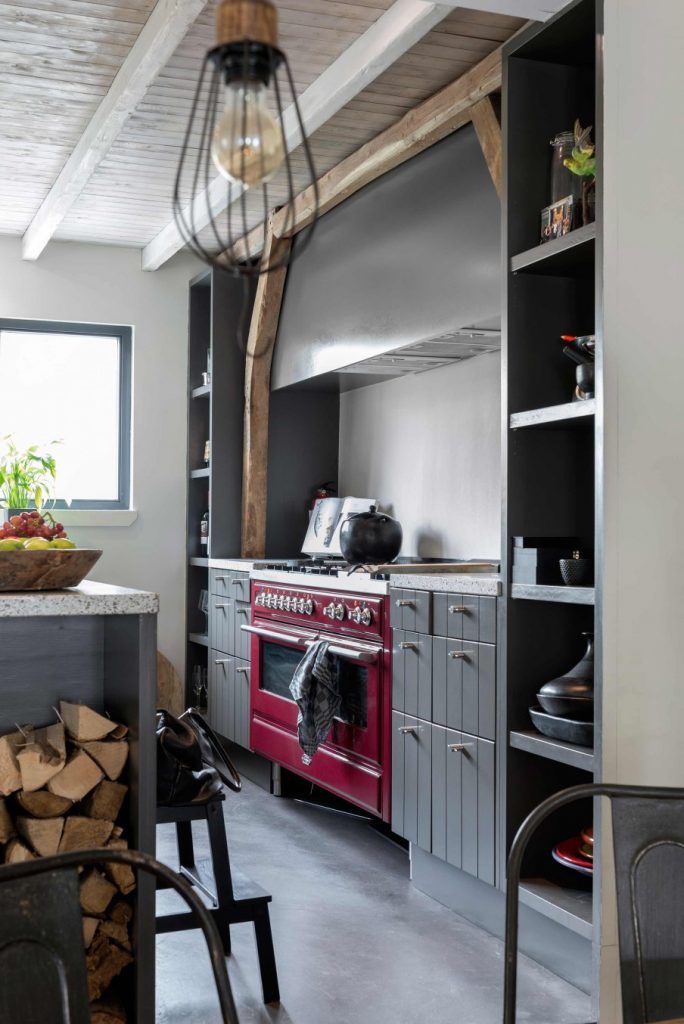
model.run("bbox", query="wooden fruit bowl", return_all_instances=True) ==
[0,549,103,591]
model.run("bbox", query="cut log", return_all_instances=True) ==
[111,824,124,840]
[105,838,136,895]
[0,729,31,796]
[48,750,103,801]
[90,1001,127,1024]
[83,915,100,948]
[109,899,133,926]
[80,869,117,915]
[86,933,133,1002]
[16,789,73,818]
[17,722,67,792]
[59,701,118,742]
[83,780,127,822]
[5,838,36,863]
[17,815,64,857]
[109,724,129,741]
[59,816,114,853]
[100,918,132,951]
[81,741,129,782]
[0,797,16,843]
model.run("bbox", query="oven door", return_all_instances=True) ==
[245,622,382,765]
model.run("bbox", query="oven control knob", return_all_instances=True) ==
[324,602,335,619]
[304,599,314,616]
[283,596,291,611]
[297,598,305,614]
[360,607,372,626]
[334,602,345,620]
[348,606,361,624]
[275,595,283,610]
[255,593,264,607]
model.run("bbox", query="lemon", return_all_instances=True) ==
[51,539,76,549]
[0,538,23,551]
[23,538,52,550]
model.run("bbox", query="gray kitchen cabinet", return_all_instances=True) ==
[392,629,432,721]
[234,660,251,749]
[234,602,251,660]
[432,636,464,730]
[391,711,431,851]
[210,568,250,602]
[210,594,234,655]
[390,588,432,634]
[209,651,235,740]
[433,636,495,742]
[433,594,497,643]
[431,725,495,884]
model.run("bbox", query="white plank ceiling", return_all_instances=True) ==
[0,0,525,263]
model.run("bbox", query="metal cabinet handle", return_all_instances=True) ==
[214,658,231,665]
[448,650,474,660]
[231,579,243,586]
[398,725,420,736]
[235,666,250,674]
[395,599,415,608]
[448,605,466,614]
[236,608,249,615]
[448,742,474,753]
[215,602,232,609]
[399,641,418,651]
[214,576,228,581]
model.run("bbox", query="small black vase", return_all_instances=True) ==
[559,551,592,586]
[536,633,594,718]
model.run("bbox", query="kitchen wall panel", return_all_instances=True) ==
[338,350,501,559]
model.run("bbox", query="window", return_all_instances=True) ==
[0,319,132,510]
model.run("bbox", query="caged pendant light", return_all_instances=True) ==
[173,0,319,276]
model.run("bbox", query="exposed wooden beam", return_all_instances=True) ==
[241,222,291,559]
[233,39,505,262]
[431,0,566,18]
[21,0,208,262]
[471,96,502,198]
[141,0,453,271]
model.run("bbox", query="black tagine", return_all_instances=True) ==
[340,506,403,565]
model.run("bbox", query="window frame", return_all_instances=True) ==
[0,318,132,511]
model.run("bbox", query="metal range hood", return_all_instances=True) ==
[271,123,501,392]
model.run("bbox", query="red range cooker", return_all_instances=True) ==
[243,576,392,821]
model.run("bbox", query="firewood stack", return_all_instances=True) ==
[0,701,135,1022]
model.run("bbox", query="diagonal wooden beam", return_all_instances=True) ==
[21,0,209,262]
[141,0,453,271]
[471,96,502,197]
[241,221,291,558]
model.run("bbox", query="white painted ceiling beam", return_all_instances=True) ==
[432,0,567,19]
[21,0,209,262]
[141,0,453,271]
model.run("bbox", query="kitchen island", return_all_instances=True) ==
[0,579,158,1022]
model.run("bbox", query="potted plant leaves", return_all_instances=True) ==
[563,119,596,227]
[0,436,60,517]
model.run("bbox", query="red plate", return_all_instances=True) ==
[552,836,594,876]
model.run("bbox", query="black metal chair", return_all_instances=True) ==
[503,782,684,1024]
[0,847,240,1024]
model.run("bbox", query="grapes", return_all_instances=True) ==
[0,512,70,542]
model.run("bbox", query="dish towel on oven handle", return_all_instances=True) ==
[289,639,341,765]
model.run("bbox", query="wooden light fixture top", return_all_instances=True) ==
[216,0,278,50]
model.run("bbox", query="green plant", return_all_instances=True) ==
[0,437,60,511]
[563,119,596,179]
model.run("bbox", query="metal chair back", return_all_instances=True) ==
[0,847,241,1024]
[503,782,684,1024]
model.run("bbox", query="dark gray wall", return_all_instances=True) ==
[265,389,340,556]
[272,124,501,390]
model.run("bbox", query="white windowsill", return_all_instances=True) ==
[56,509,138,528]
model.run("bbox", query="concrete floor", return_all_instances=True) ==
[156,779,591,1024]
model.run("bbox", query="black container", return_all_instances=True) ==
[559,552,593,586]
[339,506,402,565]
[529,705,594,747]
[537,632,594,718]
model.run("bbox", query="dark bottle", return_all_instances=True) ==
[200,511,209,547]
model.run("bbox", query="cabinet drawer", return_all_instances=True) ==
[433,637,496,741]
[390,588,432,634]
[210,594,235,655]
[433,594,497,643]
[208,651,235,740]
[392,629,432,720]
[391,712,431,852]
[431,726,495,884]
[233,602,251,661]
[234,659,251,750]
[210,569,250,602]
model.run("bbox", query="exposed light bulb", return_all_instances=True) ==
[211,81,284,188]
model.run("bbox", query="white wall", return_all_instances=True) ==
[0,236,199,677]
[601,2,684,1017]
[338,351,501,559]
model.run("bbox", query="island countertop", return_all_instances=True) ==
[388,572,501,596]
[0,579,159,617]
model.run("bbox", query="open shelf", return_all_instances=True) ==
[510,399,595,431]
[191,384,211,399]
[188,632,209,647]
[510,729,594,772]
[519,878,593,940]
[190,467,210,479]
[189,556,209,568]
[511,223,595,276]
[511,584,594,605]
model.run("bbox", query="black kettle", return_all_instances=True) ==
[339,505,403,565]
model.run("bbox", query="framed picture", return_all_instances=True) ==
[540,195,574,243]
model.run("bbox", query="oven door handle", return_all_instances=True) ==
[241,624,378,664]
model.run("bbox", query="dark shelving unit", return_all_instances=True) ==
[500,0,602,999]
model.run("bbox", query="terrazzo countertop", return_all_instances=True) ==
[389,573,501,596]
[208,558,261,572]
[0,580,159,617]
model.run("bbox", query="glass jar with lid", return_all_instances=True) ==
[549,131,581,206]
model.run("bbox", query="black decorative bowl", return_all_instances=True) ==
[529,705,594,747]
[559,557,592,586]
[536,691,593,718]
